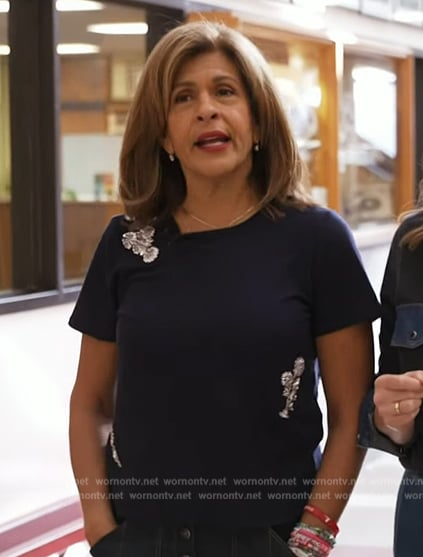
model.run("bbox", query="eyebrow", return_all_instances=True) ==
[173,74,240,89]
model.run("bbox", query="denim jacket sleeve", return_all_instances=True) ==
[357,388,413,458]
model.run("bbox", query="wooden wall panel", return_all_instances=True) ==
[315,41,339,211]
[63,201,122,280]
[0,202,124,288]
[187,11,239,28]
[396,55,415,213]
[61,111,107,134]
[60,56,109,103]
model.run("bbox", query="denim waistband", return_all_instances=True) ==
[89,524,295,557]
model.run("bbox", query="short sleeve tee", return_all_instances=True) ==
[69,206,380,526]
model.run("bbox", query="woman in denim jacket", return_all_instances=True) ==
[359,189,423,557]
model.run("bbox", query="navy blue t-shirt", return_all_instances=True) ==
[69,206,380,527]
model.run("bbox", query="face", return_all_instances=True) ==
[163,50,257,187]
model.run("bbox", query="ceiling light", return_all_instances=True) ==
[57,43,100,55]
[87,22,149,35]
[0,44,10,55]
[56,0,104,11]
[0,0,104,12]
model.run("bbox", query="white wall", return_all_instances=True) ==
[0,303,81,524]
[61,135,122,200]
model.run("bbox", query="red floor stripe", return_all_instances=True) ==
[18,528,85,557]
[0,500,82,555]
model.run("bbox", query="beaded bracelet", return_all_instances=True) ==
[288,524,336,557]
[296,522,336,546]
[291,528,332,551]
[289,548,312,557]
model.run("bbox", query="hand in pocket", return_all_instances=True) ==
[90,523,125,557]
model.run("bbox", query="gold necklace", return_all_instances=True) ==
[182,204,256,230]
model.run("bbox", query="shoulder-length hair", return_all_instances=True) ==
[119,21,313,225]
[399,180,423,249]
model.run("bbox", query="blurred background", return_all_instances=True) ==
[1,1,423,555]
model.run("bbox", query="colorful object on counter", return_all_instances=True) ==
[94,173,115,200]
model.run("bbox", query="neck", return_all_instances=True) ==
[175,182,259,232]
[181,203,256,230]
[185,176,256,209]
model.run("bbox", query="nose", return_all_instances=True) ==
[196,93,218,121]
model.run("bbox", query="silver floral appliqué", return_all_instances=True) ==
[110,429,122,468]
[279,357,305,419]
[121,225,159,263]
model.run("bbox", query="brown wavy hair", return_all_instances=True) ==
[399,179,423,249]
[119,21,313,226]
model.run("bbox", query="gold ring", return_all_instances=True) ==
[394,401,401,416]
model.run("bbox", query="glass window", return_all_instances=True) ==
[269,51,323,201]
[326,1,361,8]
[59,2,147,283]
[0,11,11,294]
[246,32,330,206]
[361,0,393,18]
[394,0,423,25]
[398,0,419,9]
[340,52,397,227]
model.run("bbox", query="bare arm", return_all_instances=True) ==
[300,322,374,528]
[69,334,118,545]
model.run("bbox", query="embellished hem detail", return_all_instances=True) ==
[122,224,159,263]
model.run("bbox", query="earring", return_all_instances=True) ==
[253,142,260,152]
[169,153,175,162]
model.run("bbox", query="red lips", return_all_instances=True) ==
[194,131,230,146]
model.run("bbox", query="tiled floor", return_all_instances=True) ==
[334,549,391,557]
[331,449,399,557]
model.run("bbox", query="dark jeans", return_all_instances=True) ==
[90,524,295,557]
[394,469,423,557]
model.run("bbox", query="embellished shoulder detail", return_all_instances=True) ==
[121,225,159,263]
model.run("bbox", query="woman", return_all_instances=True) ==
[358,188,423,557]
[69,21,380,557]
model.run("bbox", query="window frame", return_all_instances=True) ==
[0,0,184,314]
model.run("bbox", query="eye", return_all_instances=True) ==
[173,91,192,104]
[217,87,235,97]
